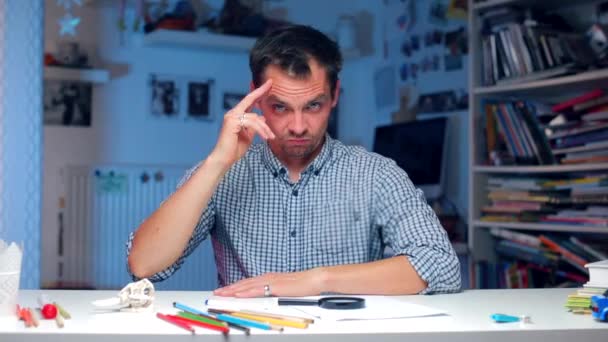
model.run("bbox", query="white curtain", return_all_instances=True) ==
[0,0,43,289]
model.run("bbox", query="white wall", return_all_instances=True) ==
[41,0,469,287]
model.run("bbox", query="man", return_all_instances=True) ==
[127,25,460,297]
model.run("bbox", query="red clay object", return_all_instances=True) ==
[41,304,57,319]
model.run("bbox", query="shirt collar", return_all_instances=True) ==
[261,134,334,177]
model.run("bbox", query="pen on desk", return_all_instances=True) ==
[157,312,195,335]
[215,313,283,331]
[169,314,230,334]
[54,302,71,319]
[173,301,225,324]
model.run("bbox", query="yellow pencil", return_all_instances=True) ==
[54,302,71,319]
[240,310,314,324]
[55,312,65,328]
[231,312,308,329]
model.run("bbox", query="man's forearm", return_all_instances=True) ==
[128,154,229,279]
[318,255,427,295]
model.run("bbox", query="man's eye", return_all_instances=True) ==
[307,102,321,111]
[272,104,286,113]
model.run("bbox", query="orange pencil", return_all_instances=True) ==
[27,308,39,327]
[21,308,34,328]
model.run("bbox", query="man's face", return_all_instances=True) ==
[256,60,339,162]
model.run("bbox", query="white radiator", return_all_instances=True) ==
[61,164,217,290]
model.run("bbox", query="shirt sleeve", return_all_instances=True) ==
[126,162,216,282]
[373,159,461,294]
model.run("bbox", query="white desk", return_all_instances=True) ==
[1,288,607,341]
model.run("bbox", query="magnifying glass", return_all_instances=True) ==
[278,297,365,310]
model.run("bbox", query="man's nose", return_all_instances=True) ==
[289,112,306,135]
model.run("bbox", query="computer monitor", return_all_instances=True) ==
[372,117,448,201]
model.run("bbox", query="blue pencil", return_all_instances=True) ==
[216,313,282,331]
[173,302,207,316]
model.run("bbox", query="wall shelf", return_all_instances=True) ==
[472,220,608,234]
[44,66,110,84]
[472,0,599,12]
[473,68,608,98]
[142,29,256,53]
[142,29,362,59]
[473,163,608,174]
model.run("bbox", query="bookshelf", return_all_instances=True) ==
[468,0,608,288]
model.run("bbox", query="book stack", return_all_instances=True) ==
[547,89,608,165]
[481,175,608,226]
[484,100,554,166]
[566,260,608,314]
[479,6,595,86]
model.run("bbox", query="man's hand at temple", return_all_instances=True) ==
[210,79,275,168]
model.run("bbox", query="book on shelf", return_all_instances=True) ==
[481,175,608,226]
[479,7,597,86]
[483,100,555,166]
[482,90,608,166]
[585,259,608,287]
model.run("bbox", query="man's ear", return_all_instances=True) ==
[332,79,341,107]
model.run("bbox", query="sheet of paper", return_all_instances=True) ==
[204,296,446,321]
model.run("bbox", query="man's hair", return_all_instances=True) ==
[249,25,343,97]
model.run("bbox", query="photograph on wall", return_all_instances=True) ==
[445,26,468,55]
[186,80,212,119]
[223,92,246,110]
[149,74,180,117]
[43,80,92,126]
[417,89,468,113]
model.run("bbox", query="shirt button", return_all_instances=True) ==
[290,231,296,237]
[292,190,298,196]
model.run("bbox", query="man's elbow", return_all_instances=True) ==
[128,253,152,280]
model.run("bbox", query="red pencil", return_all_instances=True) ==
[156,313,195,334]
[168,314,230,334]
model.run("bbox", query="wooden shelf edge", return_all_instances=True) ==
[472,220,608,234]
[473,163,608,173]
[473,68,608,95]
[44,66,110,84]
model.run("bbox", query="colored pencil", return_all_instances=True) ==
[28,308,39,327]
[173,302,225,324]
[215,313,283,331]
[168,314,229,334]
[208,307,313,325]
[22,308,34,328]
[241,309,314,323]
[156,312,195,334]
[55,311,65,328]
[177,311,227,328]
[54,302,71,319]
[208,307,308,328]
[230,312,308,329]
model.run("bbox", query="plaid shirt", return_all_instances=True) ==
[127,135,460,294]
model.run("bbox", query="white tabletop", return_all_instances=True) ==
[1,288,607,342]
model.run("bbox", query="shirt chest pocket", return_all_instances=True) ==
[312,200,368,254]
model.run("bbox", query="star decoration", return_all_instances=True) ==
[58,13,81,36]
